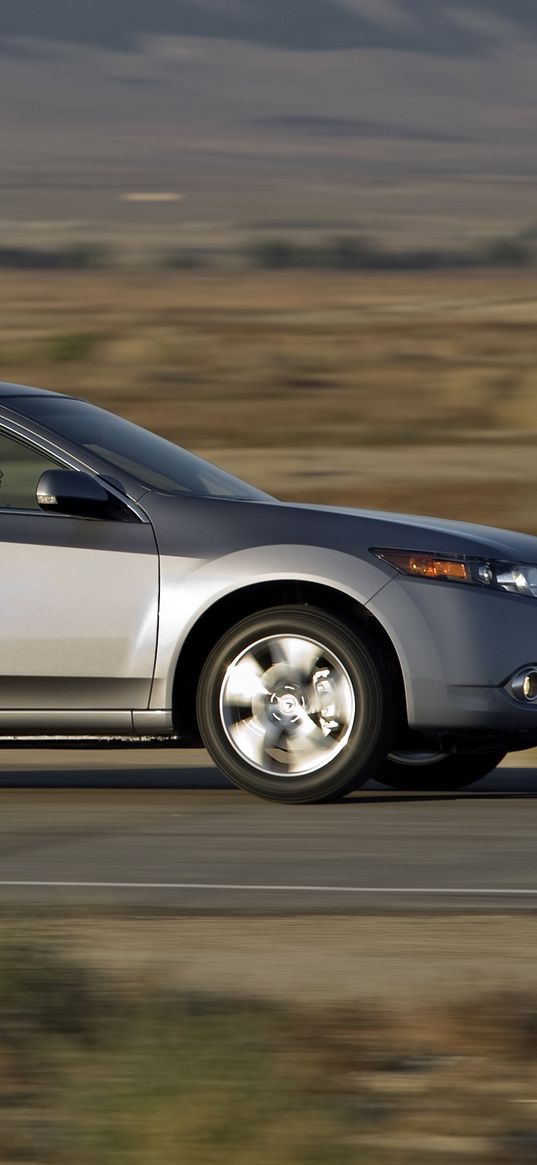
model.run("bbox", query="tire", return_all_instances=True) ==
[196,606,393,804]
[380,748,506,792]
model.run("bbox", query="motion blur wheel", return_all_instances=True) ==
[380,748,506,791]
[197,606,393,803]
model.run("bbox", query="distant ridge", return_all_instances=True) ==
[0,0,536,55]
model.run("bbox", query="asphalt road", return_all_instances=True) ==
[0,748,536,911]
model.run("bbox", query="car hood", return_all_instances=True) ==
[290,500,537,562]
[141,490,537,565]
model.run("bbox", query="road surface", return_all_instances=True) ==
[0,747,536,910]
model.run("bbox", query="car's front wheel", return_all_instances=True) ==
[197,606,393,803]
[380,748,506,791]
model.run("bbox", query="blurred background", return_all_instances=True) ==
[2,0,537,528]
[2,5,537,1162]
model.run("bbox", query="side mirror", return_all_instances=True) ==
[36,469,111,518]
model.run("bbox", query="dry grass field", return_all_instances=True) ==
[2,928,537,1164]
[1,268,537,529]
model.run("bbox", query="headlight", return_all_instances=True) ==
[371,549,537,598]
[495,565,537,598]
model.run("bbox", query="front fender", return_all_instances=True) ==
[151,544,395,709]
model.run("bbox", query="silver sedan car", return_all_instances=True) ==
[1,380,537,802]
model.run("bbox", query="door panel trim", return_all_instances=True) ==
[0,511,153,552]
[0,710,133,732]
[0,679,151,710]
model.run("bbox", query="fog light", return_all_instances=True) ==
[510,668,537,702]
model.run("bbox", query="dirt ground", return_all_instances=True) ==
[51,913,536,1006]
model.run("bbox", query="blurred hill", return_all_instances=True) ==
[1,2,537,252]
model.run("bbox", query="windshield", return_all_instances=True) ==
[12,396,271,501]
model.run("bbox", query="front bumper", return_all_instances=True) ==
[368,576,537,732]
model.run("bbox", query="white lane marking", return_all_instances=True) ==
[0,881,535,895]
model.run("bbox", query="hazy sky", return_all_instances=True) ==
[1,0,537,54]
[1,2,537,245]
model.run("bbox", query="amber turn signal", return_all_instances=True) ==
[374,550,470,582]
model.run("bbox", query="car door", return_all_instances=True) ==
[0,425,158,731]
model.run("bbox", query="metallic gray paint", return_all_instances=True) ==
[151,542,393,710]
[2,380,537,745]
[0,535,158,713]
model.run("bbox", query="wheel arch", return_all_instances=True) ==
[171,579,406,743]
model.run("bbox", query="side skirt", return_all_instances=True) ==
[0,709,175,737]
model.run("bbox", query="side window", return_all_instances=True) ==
[0,429,63,510]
